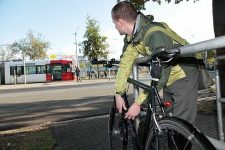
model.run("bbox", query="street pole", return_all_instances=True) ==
[23,53,26,85]
[74,28,79,68]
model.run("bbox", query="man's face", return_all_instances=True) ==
[112,17,126,35]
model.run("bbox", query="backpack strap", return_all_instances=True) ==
[143,22,203,59]
[143,22,188,46]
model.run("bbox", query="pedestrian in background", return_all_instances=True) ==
[75,66,81,82]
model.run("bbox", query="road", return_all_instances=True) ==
[0,82,117,131]
[0,72,216,131]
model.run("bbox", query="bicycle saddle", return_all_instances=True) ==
[151,47,180,62]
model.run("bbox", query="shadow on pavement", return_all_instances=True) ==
[0,95,114,131]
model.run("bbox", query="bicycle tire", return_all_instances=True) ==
[108,102,137,150]
[145,117,216,150]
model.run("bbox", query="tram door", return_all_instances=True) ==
[52,65,62,80]
[0,63,5,84]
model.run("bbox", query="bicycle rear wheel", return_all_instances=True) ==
[108,103,137,150]
[145,117,216,150]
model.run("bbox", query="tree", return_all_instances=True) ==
[117,0,150,10]
[0,46,7,61]
[81,16,108,61]
[0,44,21,61]
[117,0,199,10]
[10,30,49,60]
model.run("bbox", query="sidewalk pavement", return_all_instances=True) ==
[51,112,225,150]
[0,78,115,90]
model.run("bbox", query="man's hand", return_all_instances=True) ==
[115,94,127,113]
[125,102,141,120]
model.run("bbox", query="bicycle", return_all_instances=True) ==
[108,47,216,150]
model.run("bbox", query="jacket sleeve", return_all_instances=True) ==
[115,44,139,95]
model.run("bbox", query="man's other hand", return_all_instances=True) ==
[125,102,140,120]
[115,94,127,113]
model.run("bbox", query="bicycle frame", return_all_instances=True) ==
[123,76,172,149]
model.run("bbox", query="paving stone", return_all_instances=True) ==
[51,112,225,150]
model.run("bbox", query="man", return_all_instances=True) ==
[75,66,81,82]
[111,1,199,124]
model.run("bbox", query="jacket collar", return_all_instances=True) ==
[127,12,154,44]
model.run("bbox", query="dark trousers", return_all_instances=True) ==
[76,74,80,82]
[163,71,198,124]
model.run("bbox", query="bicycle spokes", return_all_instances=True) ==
[148,128,195,150]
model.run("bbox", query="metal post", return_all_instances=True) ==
[132,56,152,99]
[132,62,140,133]
[74,28,79,68]
[75,32,79,68]
[215,56,225,142]
[23,54,26,85]
[14,68,16,85]
[204,51,208,67]
[132,63,139,99]
[215,69,224,141]
[108,68,111,81]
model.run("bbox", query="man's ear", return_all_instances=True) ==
[117,18,124,27]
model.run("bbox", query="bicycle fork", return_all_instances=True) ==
[151,108,162,134]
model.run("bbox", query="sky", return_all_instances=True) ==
[0,0,214,60]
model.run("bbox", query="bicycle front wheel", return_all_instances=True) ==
[145,117,216,150]
[108,102,129,150]
[108,102,138,150]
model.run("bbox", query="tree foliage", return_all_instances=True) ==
[81,16,108,61]
[117,0,150,10]
[207,50,216,64]
[9,30,49,60]
[0,45,17,61]
[0,47,6,61]
[117,0,199,10]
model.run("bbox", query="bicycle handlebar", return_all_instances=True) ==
[134,47,179,65]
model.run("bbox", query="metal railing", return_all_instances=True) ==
[215,55,225,142]
[132,35,225,149]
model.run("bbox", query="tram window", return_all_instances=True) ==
[62,65,70,73]
[67,66,71,72]
[27,66,36,74]
[52,65,62,73]
[17,66,24,75]
[10,66,24,75]
[10,66,16,75]
[36,65,46,74]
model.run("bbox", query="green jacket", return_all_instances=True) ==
[115,12,198,105]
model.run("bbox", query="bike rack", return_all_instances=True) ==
[131,35,225,149]
[215,55,225,142]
